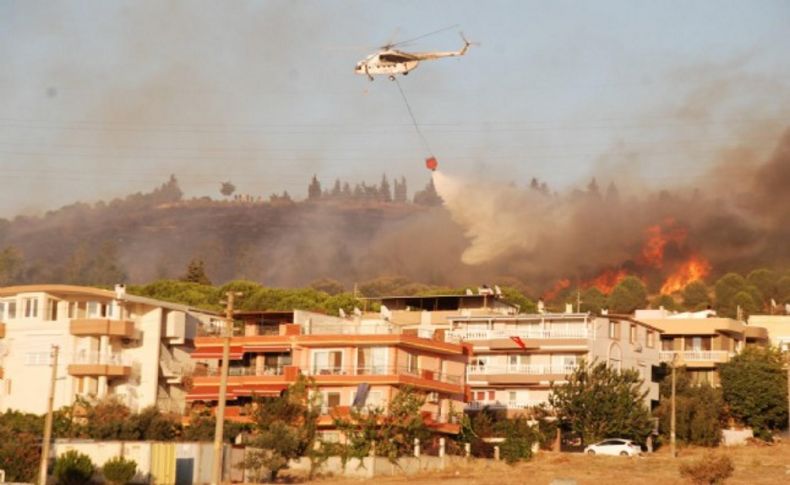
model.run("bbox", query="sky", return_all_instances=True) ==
[1,0,789,217]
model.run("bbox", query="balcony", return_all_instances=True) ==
[465,399,546,410]
[68,352,132,377]
[447,327,590,342]
[658,350,735,366]
[202,365,285,377]
[305,365,461,384]
[70,319,135,338]
[467,364,577,385]
[468,363,578,376]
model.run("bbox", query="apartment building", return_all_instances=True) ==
[748,314,790,351]
[446,310,663,413]
[635,309,769,386]
[0,284,218,415]
[186,310,471,433]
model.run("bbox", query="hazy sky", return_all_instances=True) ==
[1,0,789,216]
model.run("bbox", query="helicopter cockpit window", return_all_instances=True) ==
[380,53,411,63]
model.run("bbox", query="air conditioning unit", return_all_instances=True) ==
[427,392,439,403]
[634,343,643,353]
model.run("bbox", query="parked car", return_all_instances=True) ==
[584,438,642,456]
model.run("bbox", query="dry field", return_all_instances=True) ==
[304,442,790,484]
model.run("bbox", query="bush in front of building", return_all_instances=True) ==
[101,456,138,485]
[53,450,95,485]
[679,453,734,485]
[719,346,788,440]
[549,361,654,446]
[242,375,321,482]
[656,367,725,447]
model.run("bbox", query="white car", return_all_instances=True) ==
[584,438,642,456]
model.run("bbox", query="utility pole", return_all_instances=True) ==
[38,345,59,485]
[212,292,241,485]
[670,354,677,458]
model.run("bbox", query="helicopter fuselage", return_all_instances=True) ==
[354,51,420,80]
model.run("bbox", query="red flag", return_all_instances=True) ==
[510,336,526,350]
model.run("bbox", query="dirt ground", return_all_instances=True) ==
[301,442,790,484]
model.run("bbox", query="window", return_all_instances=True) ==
[646,330,655,348]
[320,391,341,413]
[312,349,344,375]
[509,391,516,402]
[608,321,619,339]
[475,391,486,401]
[46,299,58,321]
[357,347,388,375]
[684,336,711,351]
[488,390,495,401]
[6,301,16,320]
[629,325,637,344]
[350,390,384,410]
[87,301,109,318]
[608,343,622,371]
[23,298,38,318]
[661,337,674,351]
[405,352,419,375]
[25,351,52,366]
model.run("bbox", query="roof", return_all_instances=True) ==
[0,284,219,316]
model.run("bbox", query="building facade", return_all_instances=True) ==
[0,284,217,415]
[636,309,769,386]
[446,311,663,413]
[186,310,471,432]
[748,314,790,352]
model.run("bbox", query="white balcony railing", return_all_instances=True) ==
[306,325,397,336]
[306,365,463,385]
[466,399,547,409]
[71,351,131,367]
[467,363,578,376]
[658,350,734,362]
[447,327,590,342]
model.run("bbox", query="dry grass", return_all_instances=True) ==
[303,442,790,484]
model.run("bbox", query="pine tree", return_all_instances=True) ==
[413,179,442,206]
[393,176,408,203]
[331,179,342,197]
[379,174,392,202]
[182,259,212,285]
[307,175,322,200]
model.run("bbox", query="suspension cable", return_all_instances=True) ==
[394,77,434,156]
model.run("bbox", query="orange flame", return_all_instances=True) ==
[545,278,571,300]
[660,255,711,294]
[584,268,627,295]
[641,218,687,268]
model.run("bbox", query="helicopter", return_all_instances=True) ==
[354,31,471,81]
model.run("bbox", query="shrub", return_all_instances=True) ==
[102,456,137,485]
[53,450,95,485]
[679,454,734,484]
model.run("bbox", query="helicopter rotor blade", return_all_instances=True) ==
[385,24,460,49]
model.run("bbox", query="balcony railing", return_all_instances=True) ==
[447,327,590,342]
[466,400,547,409]
[305,365,462,385]
[204,365,285,377]
[467,363,578,376]
[658,350,734,362]
[71,351,131,367]
[305,325,397,336]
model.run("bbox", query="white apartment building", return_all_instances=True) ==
[446,310,663,413]
[0,284,218,415]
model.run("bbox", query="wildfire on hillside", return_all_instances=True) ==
[660,255,712,295]
[545,278,571,300]
[583,268,627,294]
[641,218,688,268]
[545,218,712,301]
